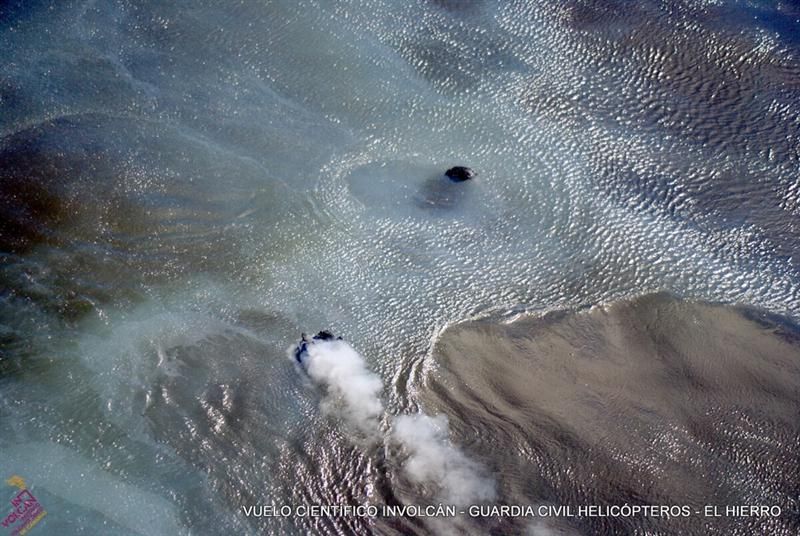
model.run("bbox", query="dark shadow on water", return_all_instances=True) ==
[414,174,473,212]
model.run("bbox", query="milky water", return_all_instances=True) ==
[1,0,799,534]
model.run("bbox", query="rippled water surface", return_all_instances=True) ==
[426,294,800,535]
[1,0,799,534]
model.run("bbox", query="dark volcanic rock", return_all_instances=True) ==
[293,330,343,364]
[444,166,475,182]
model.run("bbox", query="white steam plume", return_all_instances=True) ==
[300,339,384,438]
[296,337,496,505]
[392,413,496,506]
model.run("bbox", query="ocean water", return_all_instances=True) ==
[0,0,799,534]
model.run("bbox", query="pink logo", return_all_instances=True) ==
[2,477,46,536]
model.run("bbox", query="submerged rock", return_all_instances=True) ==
[416,167,476,209]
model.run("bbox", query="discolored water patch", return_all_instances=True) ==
[421,293,800,535]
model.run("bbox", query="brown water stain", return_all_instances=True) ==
[419,293,800,535]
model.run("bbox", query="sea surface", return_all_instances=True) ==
[1,0,799,534]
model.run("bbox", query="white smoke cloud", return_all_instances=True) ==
[299,339,384,438]
[391,413,496,506]
[296,338,497,506]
